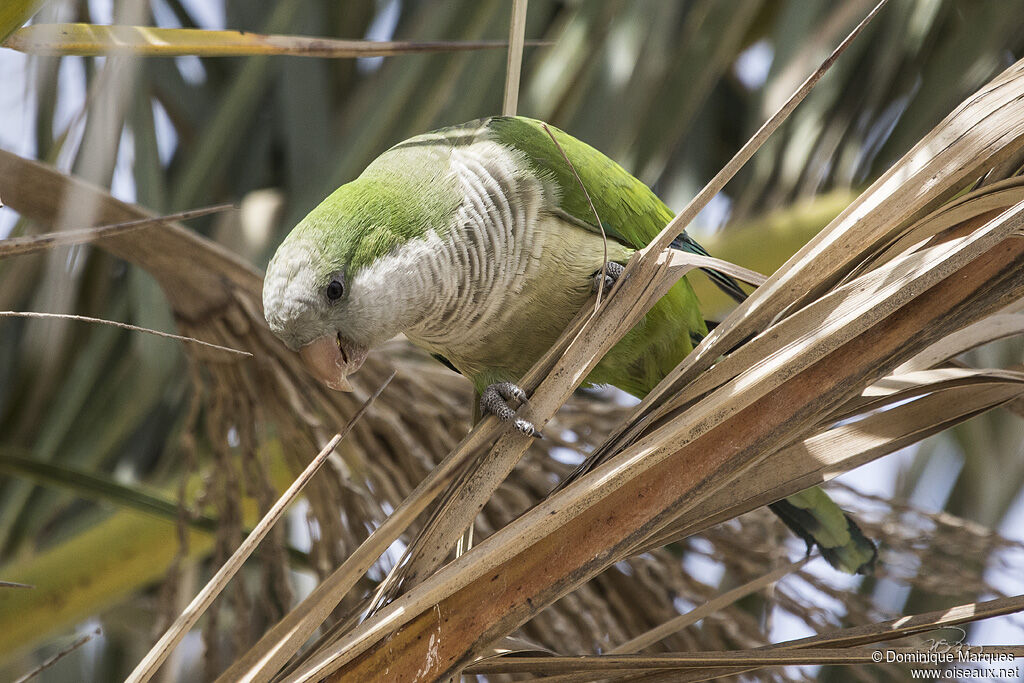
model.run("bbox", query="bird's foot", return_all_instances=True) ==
[592,261,625,293]
[479,381,542,438]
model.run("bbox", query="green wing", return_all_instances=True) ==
[487,116,672,249]
[487,116,746,303]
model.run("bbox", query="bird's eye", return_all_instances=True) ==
[326,278,344,301]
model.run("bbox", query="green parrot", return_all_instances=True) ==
[262,116,876,574]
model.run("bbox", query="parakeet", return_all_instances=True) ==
[262,116,876,574]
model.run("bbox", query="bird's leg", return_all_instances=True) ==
[592,261,625,293]
[479,381,542,438]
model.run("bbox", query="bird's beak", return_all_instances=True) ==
[298,333,368,392]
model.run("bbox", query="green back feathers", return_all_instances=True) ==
[284,142,460,276]
[487,116,675,249]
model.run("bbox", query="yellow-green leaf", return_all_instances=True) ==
[0,0,45,44]
[3,23,523,58]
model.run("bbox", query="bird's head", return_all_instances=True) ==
[262,150,459,391]
[262,190,368,392]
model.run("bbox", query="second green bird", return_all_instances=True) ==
[262,116,876,574]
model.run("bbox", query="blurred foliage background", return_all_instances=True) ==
[1,0,1024,681]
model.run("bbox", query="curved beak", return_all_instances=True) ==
[298,334,368,392]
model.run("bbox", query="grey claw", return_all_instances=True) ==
[592,261,625,293]
[514,418,543,439]
[506,383,528,404]
[480,382,542,438]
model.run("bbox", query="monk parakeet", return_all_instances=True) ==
[263,116,876,574]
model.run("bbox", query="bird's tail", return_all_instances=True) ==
[676,236,875,573]
[670,232,749,304]
[769,487,877,574]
